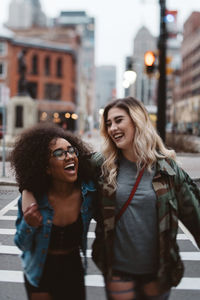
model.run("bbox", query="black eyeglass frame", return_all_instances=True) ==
[51,146,79,160]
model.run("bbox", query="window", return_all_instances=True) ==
[44,83,62,100]
[56,58,62,77]
[0,42,7,56]
[32,54,38,75]
[0,61,6,78]
[44,56,50,76]
[15,105,23,128]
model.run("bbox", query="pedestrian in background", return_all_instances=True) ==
[92,97,200,300]
[10,123,98,300]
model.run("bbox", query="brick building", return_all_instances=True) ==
[0,29,78,130]
[169,12,200,134]
[181,12,200,99]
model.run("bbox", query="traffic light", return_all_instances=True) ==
[144,51,156,75]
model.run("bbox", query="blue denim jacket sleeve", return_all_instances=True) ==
[81,180,98,256]
[14,196,38,251]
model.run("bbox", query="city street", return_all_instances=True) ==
[0,134,200,299]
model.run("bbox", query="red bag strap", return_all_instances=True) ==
[115,166,145,223]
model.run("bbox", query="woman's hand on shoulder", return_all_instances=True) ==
[22,190,43,227]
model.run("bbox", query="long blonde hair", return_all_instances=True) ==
[100,97,176,189]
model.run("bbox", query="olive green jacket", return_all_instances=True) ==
[91,153,200,292]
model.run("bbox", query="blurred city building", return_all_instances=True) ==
[7,0,47,29]
[0,27,77,131]
[95,65,116,126]
[1,2,96,133]
[55,11,95,133]
[165,10,182,126]
[125,26,157,106]
[170,11,200,135]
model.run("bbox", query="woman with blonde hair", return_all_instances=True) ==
[92,97,200,300]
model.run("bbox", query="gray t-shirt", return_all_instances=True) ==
[113,155,158,274]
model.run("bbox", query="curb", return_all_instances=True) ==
[0,180,17,186]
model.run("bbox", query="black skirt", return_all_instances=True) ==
[24,249,85,300]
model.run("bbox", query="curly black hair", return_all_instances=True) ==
[10,122,94,196]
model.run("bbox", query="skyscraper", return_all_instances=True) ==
[7,0,46,29]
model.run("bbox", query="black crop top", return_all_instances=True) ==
[48,214,83,251]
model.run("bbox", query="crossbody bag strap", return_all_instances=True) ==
[115,166,145,223]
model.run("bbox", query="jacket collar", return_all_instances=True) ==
[156,159,176,176]
[81,180,96,194]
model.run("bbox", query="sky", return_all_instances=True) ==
[1,0,200,96]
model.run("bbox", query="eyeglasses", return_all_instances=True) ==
[52,146,79,161]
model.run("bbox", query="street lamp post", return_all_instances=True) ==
[157,0,167,142]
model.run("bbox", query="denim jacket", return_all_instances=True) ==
[14,180,97,287]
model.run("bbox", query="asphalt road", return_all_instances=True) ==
[0,187,200,300]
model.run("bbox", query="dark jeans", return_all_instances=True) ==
[24,249,85,300]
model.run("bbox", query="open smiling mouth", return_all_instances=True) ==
[113,133,124,141]
[64,163,76,171]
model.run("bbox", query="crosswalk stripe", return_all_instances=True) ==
[0,216,95,222]
[179,221,198,249]
[0,229,189,241]
[0,229,16,234]
[0,229,95,238]
[0,216,17,220]
[85,275,104,287]
[177,234,189,240]
[9,207,18,210]
[175,278,200,290]
[0,270,200,290]
[0,245,21,254]
[0,270,105,286]
[0,270,23,283]
[0,245,200,261]
[180,252,200,260]
[0,197,19,217]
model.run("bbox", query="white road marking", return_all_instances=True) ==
[175,278,200,290]
[0,270,200,290]
[9,207,18,210]
[177,233,189,240]
[180,252,200,260]
[87,232,95,238]
[0,270,24,283]
[179,221,198,249]
[1,245,200,261]
[0,230,189,241]
[0,229,94,237]
[0,229,16,235]
[0,270,105,286]
[0,245,21,255]
[85,275,105,287]
[0,216,16,220]
[0,197,19,217]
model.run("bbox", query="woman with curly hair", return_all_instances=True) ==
[91,97,200,300]
[10,123,98,300]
